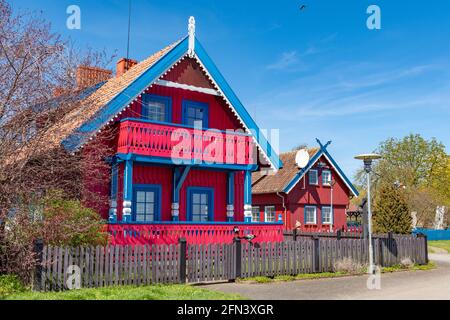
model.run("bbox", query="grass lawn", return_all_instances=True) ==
[3,284,246,300]
[428,240,450,253]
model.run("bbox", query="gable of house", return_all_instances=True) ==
[252,142,359,197]
[41,34,282,171]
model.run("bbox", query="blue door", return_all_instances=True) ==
[187,187,213,222]
[133,185,161,222]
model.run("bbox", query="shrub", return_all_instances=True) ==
[0,190,108,285]
[333,257,365,274]
[0,275,26,298]
[40,191,109,247]
[373,183,412,234]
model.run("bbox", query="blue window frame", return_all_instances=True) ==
[110,164,118,199]
[141,94,172,122]
[304,205,317,224]
[308,169,318,185]
[321,206,333,224]
[182,100,209,128]
[132,184,161,222]
[322,170,332,186]
[187,187,214,222]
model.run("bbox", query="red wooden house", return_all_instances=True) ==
[44,17,285,244]
[251,140,359,232]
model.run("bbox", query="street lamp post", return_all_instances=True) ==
[354,153,382,275]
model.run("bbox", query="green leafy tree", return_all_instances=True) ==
[355,134,450,228]
[373,184,411,234]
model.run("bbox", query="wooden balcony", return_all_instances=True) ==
[117,119,255,165]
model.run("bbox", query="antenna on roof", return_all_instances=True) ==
[126,0,132,65]
[188,16,196,57]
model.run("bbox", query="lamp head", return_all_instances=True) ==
[354,153,382,173]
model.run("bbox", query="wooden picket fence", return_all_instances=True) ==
[33,234,428,291]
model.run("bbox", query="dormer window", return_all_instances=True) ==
[141,94,171,122]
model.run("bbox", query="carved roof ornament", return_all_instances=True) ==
[188,16,195,58]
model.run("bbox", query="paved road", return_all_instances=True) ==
[201,253,450,300]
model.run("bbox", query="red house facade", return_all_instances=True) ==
[252,140,359,232]
[50,18,285,244]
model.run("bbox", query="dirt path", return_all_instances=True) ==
[200,253,450,300]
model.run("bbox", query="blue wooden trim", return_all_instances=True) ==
[227,172,235,205]
[181,99,209,128]
[110,164,118,199]
[321,205,333,224]
[194,39,282,170]
[119,118,252,136]
[186,187,214,222]
[62,37,189,151]
[244,170,252,205]
[132,184,162,222]
[116,153,258,171]
[304,205,317,225]
[123,159,133,201]
[172,166,191,203]
[141,94,172,122]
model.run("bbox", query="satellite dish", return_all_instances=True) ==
[295,148,310,168]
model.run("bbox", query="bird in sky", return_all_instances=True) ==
[300,4,307,11]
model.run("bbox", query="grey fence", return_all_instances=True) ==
[33,234,428,291]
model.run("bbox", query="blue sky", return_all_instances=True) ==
[13,0,450,178]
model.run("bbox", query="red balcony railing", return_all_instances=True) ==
[117,119,255,165]
[106,223,284,245]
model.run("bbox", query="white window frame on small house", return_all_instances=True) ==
[264,205,276,223]
[304,205,317,224]
[251,206,260,222]
[322,170,332,186]
[321,206,333,225]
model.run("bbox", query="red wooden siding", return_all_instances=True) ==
[252,155,352,231]
[120,85,242,132]
[161,58,214,89]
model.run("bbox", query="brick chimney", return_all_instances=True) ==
[116,58,138,77]
[76,65,112,90]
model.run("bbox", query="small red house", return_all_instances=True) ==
[251,140,359,232]
[45,17,285,244]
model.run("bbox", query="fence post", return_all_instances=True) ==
[313,236,320,273]
[33,239,44,291]
[178,238,187,284]
[417,233,428,264]
[378,238,384,266]
[233,238,242,281]
[293,228,297,241]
